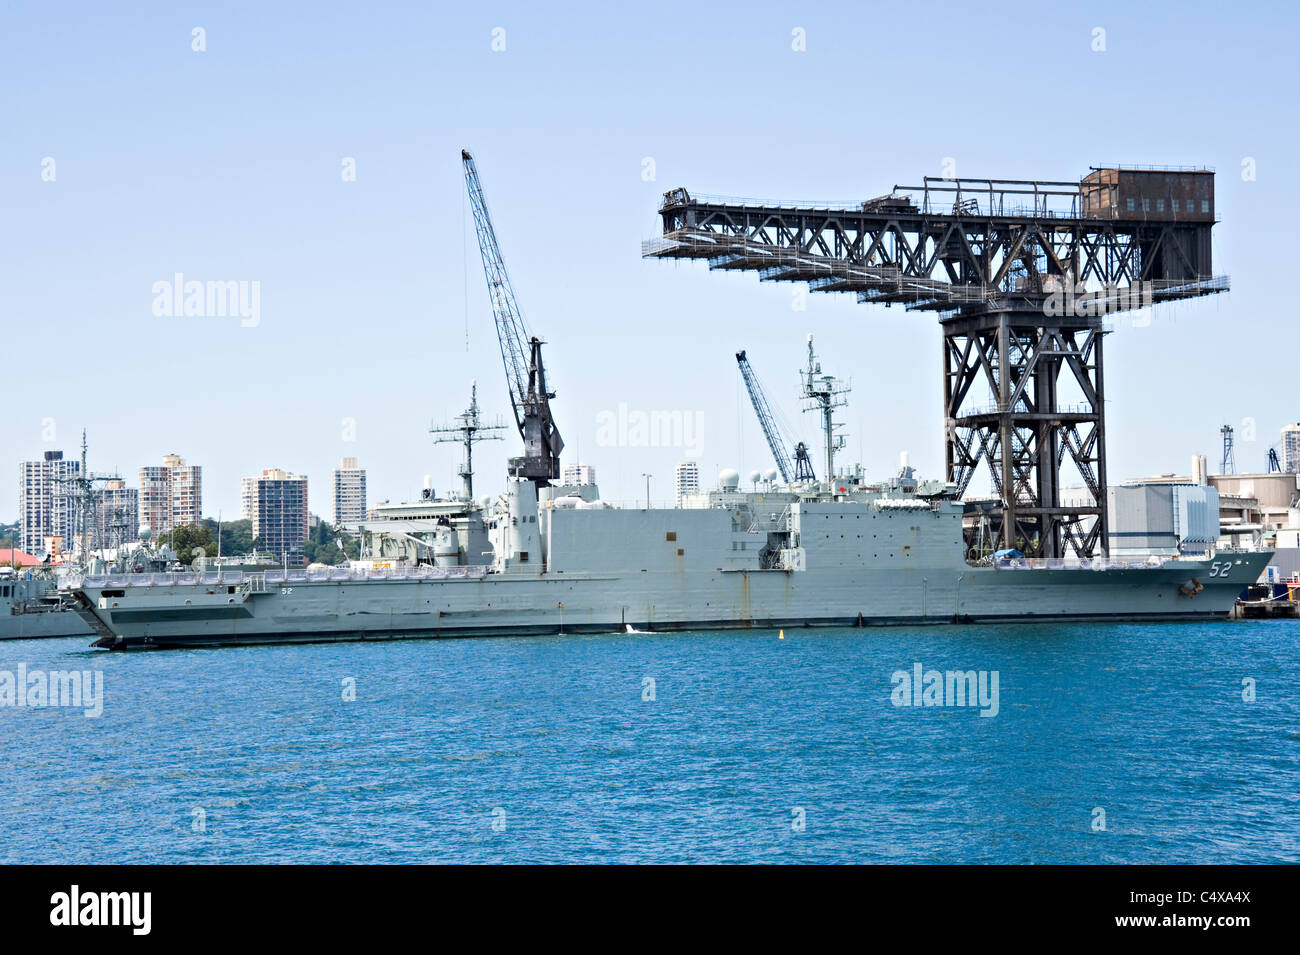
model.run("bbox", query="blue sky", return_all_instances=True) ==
[3,0,1297,519]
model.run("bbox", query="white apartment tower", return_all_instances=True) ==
[674,460,700,507]
[332,457,367,526]
[1281,423,1300,473]
[139,453,202,534]
[17,450,80,555]
[562,463,597,486]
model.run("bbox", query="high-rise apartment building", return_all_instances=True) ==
[139,453,202,534]
[331,457,367,527]
[562,463,597,486]
[245,468,310,565]
[17,451,80,555]
[93,479,140,549]
[674,460,700,506]
[1281,424,1300,473]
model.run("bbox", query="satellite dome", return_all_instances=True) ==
[763,468,779,483]
[718,468,741,491]
[748,470,762,485]
[139,526,152,540]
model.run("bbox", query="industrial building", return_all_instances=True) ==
[1107,480,1219,557]
[1207,470,1299,540]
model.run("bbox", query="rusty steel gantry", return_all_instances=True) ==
[643,166,1227,558]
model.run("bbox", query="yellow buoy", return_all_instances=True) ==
[779,629,784,639]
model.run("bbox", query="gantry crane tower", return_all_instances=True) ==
[462,149,564,486]
[644,166,1227,558]
[735,348,816,483]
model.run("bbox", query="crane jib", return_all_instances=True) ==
[462,149,565,485]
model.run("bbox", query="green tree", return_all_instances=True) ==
[200,518,254,557]
[166,523,216,565]
[301,520,358,566]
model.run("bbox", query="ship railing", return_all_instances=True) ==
[746,504,794,534]
[238,573,267,598]
[73,565,492,589]
[992,556,1167,571]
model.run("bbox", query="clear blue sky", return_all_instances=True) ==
[3,0,1296,519]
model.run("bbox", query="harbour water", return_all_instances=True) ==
[2,622,1297,864]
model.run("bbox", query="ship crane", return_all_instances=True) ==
[462,149,564,486]
[735,349,815,483]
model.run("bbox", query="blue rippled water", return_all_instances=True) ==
[2,622,1297,864]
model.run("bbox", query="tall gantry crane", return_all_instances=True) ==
[736,349,816,484]
[462,149,564,486]
[644,167,1228,558]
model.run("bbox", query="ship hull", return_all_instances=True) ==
[0,610,95,640]
[73,553,1269,650]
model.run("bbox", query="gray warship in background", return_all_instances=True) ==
[1,569,93,639]
[67,151,1269,650]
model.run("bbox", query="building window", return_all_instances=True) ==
[1126,198,1135,212]
[1201,199,1209,213]
[1156,199,1165,212]
[1171,199,1179,212]
[1142,198,1150,212]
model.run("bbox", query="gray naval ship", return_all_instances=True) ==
[1,569,94,640]
[67,458,1267,651]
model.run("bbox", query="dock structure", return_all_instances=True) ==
[644,166,1227,558]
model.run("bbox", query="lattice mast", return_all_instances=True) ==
[801,336,849,482]
[431,380,506,500]
[1220,425,1235,475]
